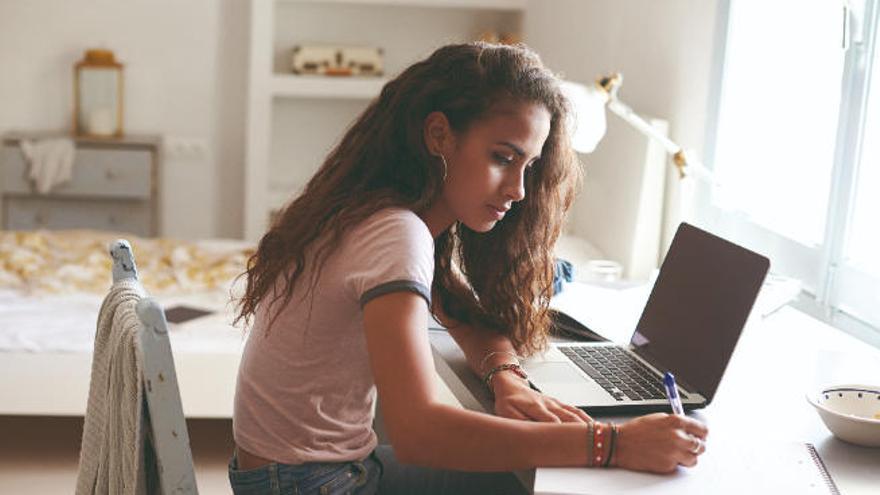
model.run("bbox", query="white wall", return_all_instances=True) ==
[0,0,719,247]
[525,0,720,263]
[0,0,248,239]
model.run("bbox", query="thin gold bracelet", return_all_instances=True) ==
[479,350,521,375]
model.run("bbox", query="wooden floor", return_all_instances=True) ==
[0,415,235,493]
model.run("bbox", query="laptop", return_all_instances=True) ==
[524,223,770,415]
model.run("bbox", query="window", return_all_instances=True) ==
[702,0,880,333]
[847,42,880,276]
[711,0,844,247]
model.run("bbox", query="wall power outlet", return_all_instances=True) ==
[163,137,208,159]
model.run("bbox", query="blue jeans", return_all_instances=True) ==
[228,450,382,495]
[229,446,528,495]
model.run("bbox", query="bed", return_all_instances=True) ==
[0,230,252,418]
[0,229,605,419]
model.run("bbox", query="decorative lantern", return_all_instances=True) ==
[74,49,124,137]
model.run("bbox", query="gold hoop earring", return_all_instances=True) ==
[436,154,448,182]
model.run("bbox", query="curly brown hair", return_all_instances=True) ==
[234,42,582,356]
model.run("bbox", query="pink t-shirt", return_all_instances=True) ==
[233,208,434,464]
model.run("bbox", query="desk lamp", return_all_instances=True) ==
[561,73,716,185]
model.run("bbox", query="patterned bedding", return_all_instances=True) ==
[0,230,254,295]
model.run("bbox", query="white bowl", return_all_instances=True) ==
[807,384,880,447]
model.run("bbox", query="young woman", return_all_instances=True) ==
[230,42,708,495]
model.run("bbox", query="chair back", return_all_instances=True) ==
[110,240,199,494]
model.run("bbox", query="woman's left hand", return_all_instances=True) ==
[491,371,593,423]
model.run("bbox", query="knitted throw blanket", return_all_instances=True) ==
[76,280,147,495]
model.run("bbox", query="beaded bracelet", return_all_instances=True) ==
[592,422,607,467]
[483,362,529,393]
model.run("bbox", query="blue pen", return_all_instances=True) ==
[663,372,685,416]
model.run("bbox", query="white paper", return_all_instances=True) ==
[535,441,834,495]
[550,281,651,344]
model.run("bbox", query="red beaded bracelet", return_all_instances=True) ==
[590,422,614,467]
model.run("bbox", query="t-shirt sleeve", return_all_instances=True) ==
[342,209,435,308]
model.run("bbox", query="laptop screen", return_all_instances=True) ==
[629,223,769,401]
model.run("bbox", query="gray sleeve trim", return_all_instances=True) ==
[360,280,432,308]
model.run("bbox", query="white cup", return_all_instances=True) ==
[583,259,623,282]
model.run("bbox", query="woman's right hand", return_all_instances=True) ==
[612,413,709,473]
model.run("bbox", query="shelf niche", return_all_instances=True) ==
[245,0,524,239]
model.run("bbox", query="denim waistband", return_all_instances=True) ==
[228,450,382,495]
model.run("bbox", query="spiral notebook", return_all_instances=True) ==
[535,441,839,495]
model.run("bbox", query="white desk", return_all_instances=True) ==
[430,304,880,494]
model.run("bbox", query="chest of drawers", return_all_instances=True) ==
[1,132,160,236]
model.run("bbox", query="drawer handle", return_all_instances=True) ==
[35,211,46,226]
[105,170,118,181]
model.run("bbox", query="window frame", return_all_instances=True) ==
[698,0,880,342]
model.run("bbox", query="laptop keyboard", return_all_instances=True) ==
[559,345,687,402]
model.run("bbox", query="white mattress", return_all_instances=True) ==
[0,287,245,354]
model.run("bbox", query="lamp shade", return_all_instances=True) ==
[560,80,608,153]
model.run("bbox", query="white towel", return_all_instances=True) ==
[76,280,147,495]
[19,138,76,194]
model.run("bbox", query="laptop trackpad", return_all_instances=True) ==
[528,362,587,384]
[526,361,610,406]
